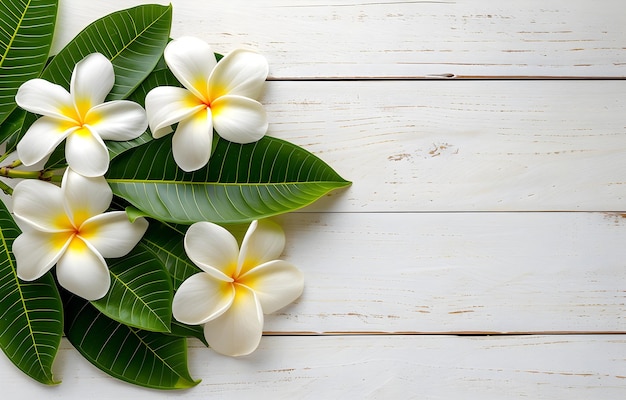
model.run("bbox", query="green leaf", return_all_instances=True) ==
[125,206,148,223]
[140,221,200,290]
[41,4,172,100]
[107,130,153,160]
[0,0,58,126]
[0,107,26,151]
[91,244,173,333]
[107,136,351,224]
[0,108,40,162]
[0,200,63,384]
[169,321,208,347]
[41,140,65,170]
[63,292,199,390]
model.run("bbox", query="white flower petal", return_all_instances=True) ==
[203,284,264,356]
[15,79,75,122]
[16,116,76,167]
[61,168,112,225]
[172,273,235,325]
[238,219,285,275]
[145,86,206,138]
[86,100,148,141]
[13,231,71,281]
[70,53,114,112]
[184,221,239,280]
[211,95,267,144]
[172,109,213,172]
[64,126,109,177]
[13,214,35,234]
[164,36,217,102]
[12,179,72,232]
[80,212,148,258]
[239,260,304,314]
[56,237,110,300]
[208,49,268,101]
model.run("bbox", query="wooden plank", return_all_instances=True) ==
[262,80,626,212]
[262,212,626,333]
[2,335,625,399]
[2,80,625,212]
[53,0,626,79]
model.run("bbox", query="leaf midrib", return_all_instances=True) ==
[107,5,171,65]
[140,241,190,270]
[129,328,195,387]
[107,179,348,186]
[0,0,31,69]
[105,265,169,332]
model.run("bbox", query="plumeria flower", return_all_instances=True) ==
[12,168,149,301]
[15,53,148,177]
[145,36,269,172]
[172,219,304,356]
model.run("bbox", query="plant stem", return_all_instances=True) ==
[0,163,58,182]
[0,180,12,196]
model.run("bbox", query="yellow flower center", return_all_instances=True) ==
[50,231,89,254]
[208,83,226,102]
[50,231,74,251]
[60,98,102,130]
[189,79,226,116]
[74,98,92,121]
[67,234,89,253]
[227,260,258,290]
[50,208,99,254]
[186,87,210,109]
[75,210,93,230]
[73,126,92,138]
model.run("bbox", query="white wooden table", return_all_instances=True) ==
[2,0,626,398]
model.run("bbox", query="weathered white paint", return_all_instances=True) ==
[53,0,626,78]
[264,211,626,333]
[264,80,626,212]
[1,336,625,399]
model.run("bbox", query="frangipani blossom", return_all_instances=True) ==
[12,168,149,301]
[172,219,304,356]
[145,36,269,172]
[15,53,148,177]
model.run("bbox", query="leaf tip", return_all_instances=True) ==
[174,376,201,389]
[35,373,61,386]
[160,3,174,19]
[125,206,148,223]
[49,378,62,386]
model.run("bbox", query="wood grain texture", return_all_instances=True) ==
[53,0,626,79]
[264,211,626,333]
[264,80,626,212]
[1,336,625,399]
